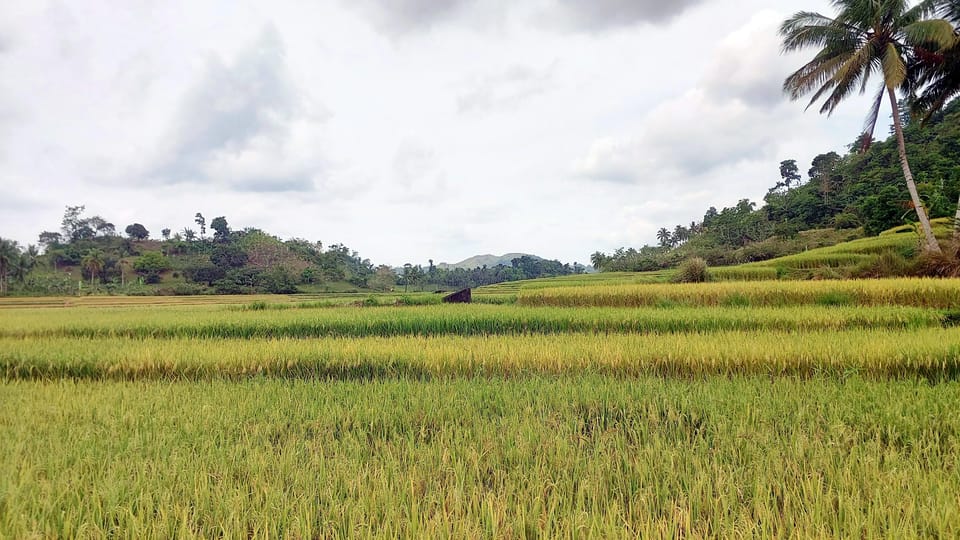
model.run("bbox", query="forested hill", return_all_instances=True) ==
[593,99,960,272]
[0,212,585,296]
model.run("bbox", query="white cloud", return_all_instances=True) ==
[703,10,793,107]
[573,11,799,185]
[0,0,876,265]
[151,25,329,192]
[343,0,486,35]
[457,63,556,113]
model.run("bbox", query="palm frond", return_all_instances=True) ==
[860,83,887,150]
[882,42,909,87]
[783,53,847,101]
[904,19,959,50]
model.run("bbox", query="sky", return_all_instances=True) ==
[0,0,884,266]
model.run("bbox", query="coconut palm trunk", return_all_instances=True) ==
[888,88,940,252]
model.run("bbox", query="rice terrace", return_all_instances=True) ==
[5,0,960,537]
[2,269,960,537]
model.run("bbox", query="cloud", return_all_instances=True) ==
[343,0,478,35]
[389,139,448,201]
[151,25,328,192]
[573,12,789,184]
[543,0,708,31]
[346,0,708,36]
[0,32,11,55]
[702,11,790,108]
[457,63,556,113]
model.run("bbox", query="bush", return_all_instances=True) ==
[915,240,960,277]
[260,266,299,294]
[832,212,861,229]
[133,252,170,274]
[183,265,226,286]
[673,257,710,283]
[152,283,207,296]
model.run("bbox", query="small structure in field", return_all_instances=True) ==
[442,288,472,303]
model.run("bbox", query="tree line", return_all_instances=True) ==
[0,207,583,296]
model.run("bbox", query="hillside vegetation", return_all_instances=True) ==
[0,211,584,297]
[593,99,960,273]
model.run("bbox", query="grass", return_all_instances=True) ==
[2,376,959,538]
[4,328,960,381]
[517,277,960,308]
[3,276,960,537]
[0,304,947,339]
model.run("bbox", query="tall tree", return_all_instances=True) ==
[673,225,690,246]
[781,0,941,252]
[590,251,607,271]
[12,245,38,283]
[124,223,150,240]
[210,216,230,241]
[0,238,19,295]
[808,152,842,203]
[779,159,802,189]
[194,213,207,240]
[907,0,960,119]
[905,1,960,235]
[656,227,672,248]
[81,249,105,286]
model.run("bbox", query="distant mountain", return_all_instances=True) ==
[437,253,540,270]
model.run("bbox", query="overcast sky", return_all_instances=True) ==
[0,0,882,266]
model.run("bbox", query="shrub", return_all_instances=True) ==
[831,212,861,229]
[915,240,960,277]
[673,257,710,283]
[153,283,207,296]
[260,266,299,294]
[133,252,170,272]
[183,265,226,286]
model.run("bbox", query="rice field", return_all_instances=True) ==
[517,277,960,308]
[2,277,960,537]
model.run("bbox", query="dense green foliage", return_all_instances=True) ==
[2,209,582,296]
[595,99,960,271]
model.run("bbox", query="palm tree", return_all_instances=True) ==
[908,0,960,119]
[12,248,36,283]
[590,251,607,271]
[81,249,105,287]
[781,0,941,252]
[673,225,690,246]
[0,238,19,295]
[656,227,672,248]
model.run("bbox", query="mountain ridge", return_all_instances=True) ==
[436,253,539,270]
